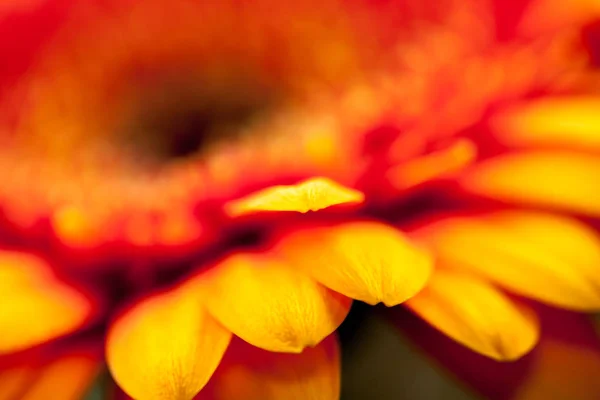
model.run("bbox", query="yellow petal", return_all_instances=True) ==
[406,271,539,361]
[492,98,600,149]
[276,222,432,306]
[198,335,340,400]
[0,251,93,354]
[412,211,600,311]
[197,253,351,353]
[21,350,100,400]
[224,177,364,216]
[106,285,232,400]
[460,152,600,216]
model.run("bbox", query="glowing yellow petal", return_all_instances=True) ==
[197,253,351,353]
[51,206,102,248]
[460,152,600,216]
[276,222,432,306]
[493,98,600,149]
[413,211,600,311]
[199,335,340,400]
[406,271,539,361]
[0,252,93,354]
[21,352,99,400]
[106,285,232,400]
[224,177,364,216]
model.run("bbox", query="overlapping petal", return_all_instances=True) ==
[276,221,432,306]
[412,211,600,310]
[406,270,539,361]
[198,335,340,400]
[106,284,232,400]
[196,253,351,353]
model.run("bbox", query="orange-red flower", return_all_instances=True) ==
[0,0,600,399]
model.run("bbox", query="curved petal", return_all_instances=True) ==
[0,251,93,354]
[197,335,340,400]
[21,349,100,400]
[106,284,232,400]
[406,271,539,361]
[412,211,600,310]
[387,305,600,400]
[492,98,600,150]
[276,221,432,306]
[0,345,100,400]
[224,177,364,216]
[197,253,351,353]
[460,152,600,216]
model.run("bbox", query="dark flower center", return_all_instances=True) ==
[116,72,274,168]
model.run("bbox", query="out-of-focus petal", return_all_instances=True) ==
[20,350,100,400]
[197,335,339,400]
[460,152,600,216]
[106,284,232,400]
[0,251,93,354]
[0,361,34,400]
[0,345,100,400]
[197,253,351,353]
[387,305,600,400]
[276,221,432,306]
[492,97,600,149]
[224,177,364,216]
[518,0,600,35]
[406,271,539,361]
[388,139,476,191]
[412,211,600,310]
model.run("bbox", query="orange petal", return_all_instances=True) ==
[460,152,600,216]
[0,346,100,400]
[0,363,34,400]
[197,253,351,353]
[224,177,364,216]
[0,251,93,354]
[276,222,432,306]
[106,285,232,400]
[198,335,340,400]
[519,0,600,35]
[21,350,100,400]
[413,211,600,310]
[406,271,539,361]
[388,139,476,190]
[492,98,600,149]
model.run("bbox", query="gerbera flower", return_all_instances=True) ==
[1,0,599,399]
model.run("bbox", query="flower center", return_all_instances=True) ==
[114,72,274,170]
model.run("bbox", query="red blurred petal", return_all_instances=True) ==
[0,0,72,90]
[491,0,535,41]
